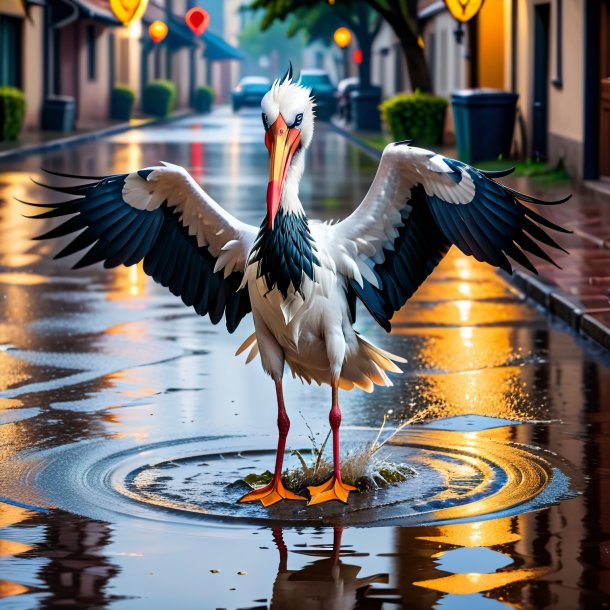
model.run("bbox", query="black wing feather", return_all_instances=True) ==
[27,173,251,333]
[351,156,570,332]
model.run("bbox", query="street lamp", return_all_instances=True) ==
[110,0,148,25]
[444,0,485,43]
[149,20,168,44]
[333,27,351,80]
[185,7,210,37]
[333,27,351,49]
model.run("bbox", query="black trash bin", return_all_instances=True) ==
[41,96,76,132]
[451,89,518,164]
[350,86,382,132]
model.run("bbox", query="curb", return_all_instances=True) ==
[331,122,610,353]
[0,111,195,164]
[328,120,383,160]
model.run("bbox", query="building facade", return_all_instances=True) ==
[0,0,244,133]
[419,0,610,183]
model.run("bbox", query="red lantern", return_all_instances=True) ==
[149,20,168,43]
[353,49,363,65]
[185,7,209,36]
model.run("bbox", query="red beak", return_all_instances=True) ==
[265,115,301,228]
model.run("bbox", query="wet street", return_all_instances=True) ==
[0,108,609,609]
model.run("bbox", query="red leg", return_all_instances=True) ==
[239,380,306,506]
[307,381,357,505]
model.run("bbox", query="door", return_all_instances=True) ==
[532,3,550,161]
[600,0,610,177]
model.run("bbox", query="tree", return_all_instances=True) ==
[283,3,382,89]
[239,18,305,78]
[249,0,431,92]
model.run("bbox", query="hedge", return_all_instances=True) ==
[0,86,26,142]
[110,84,136,121]
[142,80,176,118]
[193,85,214,113]
[380,90,448,147]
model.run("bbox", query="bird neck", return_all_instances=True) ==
[279,152,305,217]
[252,163,319,299]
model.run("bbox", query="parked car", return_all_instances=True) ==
[337,76,359,123]
[232,76,271,112]
[299,69,337,120]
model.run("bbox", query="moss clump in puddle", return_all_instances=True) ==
[242,412,422,495]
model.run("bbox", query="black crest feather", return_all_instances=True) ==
[280,61,293,84]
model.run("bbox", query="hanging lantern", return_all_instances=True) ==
[185,7,209,36]
[110,0,149,25]
[333,27,351,49]
[443,0,485,23]
[353,49,363,65]
[149,20,168,43]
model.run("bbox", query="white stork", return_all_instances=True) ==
[27,66,569,506]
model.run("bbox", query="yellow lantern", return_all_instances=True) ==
[110,0,149,25]
[333,27,352,49]
[443,0,485,23]
[149,20,168,44]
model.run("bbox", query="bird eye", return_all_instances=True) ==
[289,113,304,129]
[262,113,269,129]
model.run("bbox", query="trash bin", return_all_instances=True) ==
[451,89,518,164]
[41,96,76,132]
[350,86,382,132]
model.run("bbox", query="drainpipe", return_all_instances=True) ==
[511,0,517,92]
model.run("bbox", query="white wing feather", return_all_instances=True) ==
[323,144,474,280]
[122,162,257,274]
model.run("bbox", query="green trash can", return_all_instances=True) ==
[451,89,518,164]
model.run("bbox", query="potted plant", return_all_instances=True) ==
[142,80,177,118]
[193,85,214,114]
[111,84,136,121]
[0,86,26,141]
[380,90,448,147]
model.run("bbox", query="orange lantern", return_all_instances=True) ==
[333,27,351,49]
[110,0,149,25]
[443,0,485,22]
[185,7,209,36]
[149,20,168,43]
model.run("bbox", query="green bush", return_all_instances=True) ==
[380,91,448,147]
[193,85,214,113]
[142,80,176,118]
[0,86,26,142]
[110,84,136,121]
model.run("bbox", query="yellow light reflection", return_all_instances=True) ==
[0,272,49,285]
[107,262,147,301]
[418,517,521,547]
[414,566,549,595]
[0,539,32,556]
[0,502,32,529]
[0,580,29,599]
[390,429,552,522]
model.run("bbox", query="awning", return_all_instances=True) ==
[1,0,27,17]
[142,2,198,49]
[418,0,447,20]
[166,14,198,49]
[73,0,120,24]
[202,30,244,61]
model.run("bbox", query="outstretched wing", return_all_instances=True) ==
[25,163,257,332]
[327,143,570,331]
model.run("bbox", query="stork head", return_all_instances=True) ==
[261,64,315,227]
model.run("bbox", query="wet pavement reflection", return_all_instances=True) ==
[0,109,609,608]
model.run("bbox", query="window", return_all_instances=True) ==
[0,15,22,87]
[86,24,96,81]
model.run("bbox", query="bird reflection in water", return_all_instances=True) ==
[266,527,391,610]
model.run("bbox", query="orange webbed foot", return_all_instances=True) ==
[307,475,358,505]
[238,478,307,507]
